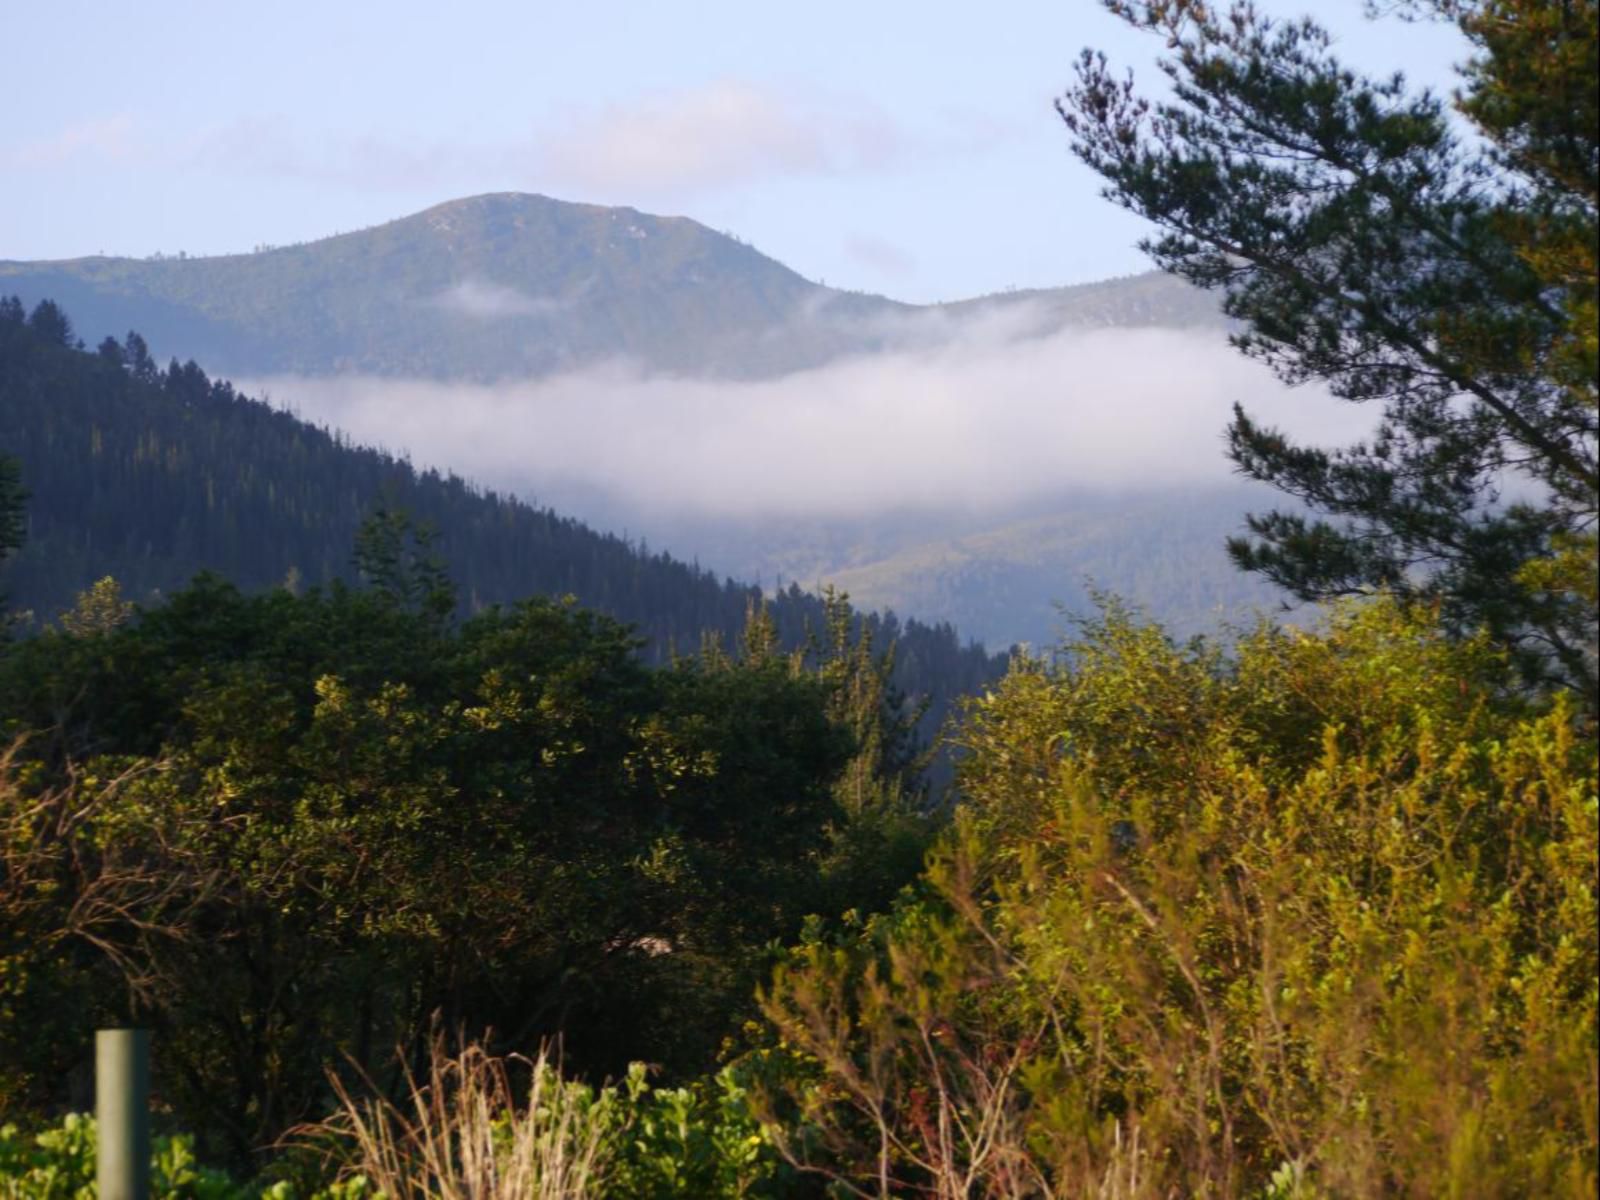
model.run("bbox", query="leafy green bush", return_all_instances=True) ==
[303,1039,788,1200]
[0,576,917,1164]
[757,599,1598,1197]
[608,1061,788,1198]
[0,1113,264,1199]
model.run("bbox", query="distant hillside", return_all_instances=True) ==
[797,497,1291,648]
[626,492,1298,654]
[0,298,1006,739]
[0,193,1218,381]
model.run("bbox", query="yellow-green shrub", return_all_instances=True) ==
[759,600,1597,1197]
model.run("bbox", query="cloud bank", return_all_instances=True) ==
[248,319,1374,522]
[182,81,923,200]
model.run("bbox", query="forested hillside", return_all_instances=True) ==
[0,194,891,380]
[0,297,1006,733]
[0,193,1215,381]
[1,0,1591,1192]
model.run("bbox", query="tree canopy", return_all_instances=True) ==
[1059,0,1598,697]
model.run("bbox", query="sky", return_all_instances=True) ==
[5,1,1473,304]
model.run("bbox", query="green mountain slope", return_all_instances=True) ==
[0,194,893,379]
[0,193,1216,380]
[802,498,1293,648]
[0,298,1006,734]
[632,493,1298,654]
[0,194,1263,657]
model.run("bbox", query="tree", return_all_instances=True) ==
[58,576,135,637]
[757,599,1598,1196]
[1059,0,1597,697]
[352,503,456,624]
[0,455,26,623]
[25,300,72,347]
[0,456,23,566]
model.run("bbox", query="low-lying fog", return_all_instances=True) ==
[247,318,1366,524]
[244,315,1376,643]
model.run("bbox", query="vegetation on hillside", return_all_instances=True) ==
[0,552,936,1166]
[0,4,1592,1195]
[0,193,895,380]
[0,193,1220,382]
[0,296,1006,747]
[756,598,1596,1195]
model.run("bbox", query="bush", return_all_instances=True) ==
[757,599,1598,1197]
[298,1038,788,1200]
[0,1113,269,1199]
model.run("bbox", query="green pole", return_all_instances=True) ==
[96,1028,150,1200]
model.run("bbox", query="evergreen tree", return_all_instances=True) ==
[0,455,26,623]
[0,457,23,567]
[1059,0,1598,697]
[0,298,1007,740]
[353,504,456,624]
[24,300,72,347]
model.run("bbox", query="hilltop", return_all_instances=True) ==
[0,193,1216,380]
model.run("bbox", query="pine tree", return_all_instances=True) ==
[1060,0,1597,697]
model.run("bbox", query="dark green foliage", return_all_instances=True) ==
[24,299,73,348]
[0,568,929,1171]
[0,454,25,614]
[0,298,1006,748]
[351,506,455,623]
[1059,0,1598,696]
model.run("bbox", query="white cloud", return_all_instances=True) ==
[9,114,140,168]
[181,82,947,199]
[536,80,905,195]
[427,279,570,320]
[246,317,1375,521]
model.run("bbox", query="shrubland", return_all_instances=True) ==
[756,598,1596,1196]
[2,582,1591,1196]
[0,564,928,1180]
[0,0,1592,1190]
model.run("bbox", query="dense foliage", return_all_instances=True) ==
[0,1056,780,1200]
[1059,0,1598,695]
[0,296,1006,745]
[3,8,1593,1187]
[0,567,929,1169]
[756,598,1597,1196]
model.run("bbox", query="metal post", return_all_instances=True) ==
[96,1028,150,1200]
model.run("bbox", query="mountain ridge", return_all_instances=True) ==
[0,192,1218,380]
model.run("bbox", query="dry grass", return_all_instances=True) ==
[315,1039,615,1200]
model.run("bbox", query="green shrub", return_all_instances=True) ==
[757,599,1598,1197]
[0,1113,259,1199]
[302,1039,788,1200]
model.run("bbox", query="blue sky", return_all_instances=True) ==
[4,1,1471,303]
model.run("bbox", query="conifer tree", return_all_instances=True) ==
[1060,0,1598,697]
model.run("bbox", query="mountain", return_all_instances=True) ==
[0,299,1007,746]
[0,194,1284,654]
[629,492,1294,652]
[774,498,1291,648]
[0,193,1219,381]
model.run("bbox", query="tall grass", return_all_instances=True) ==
[315,1040,615,1200]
